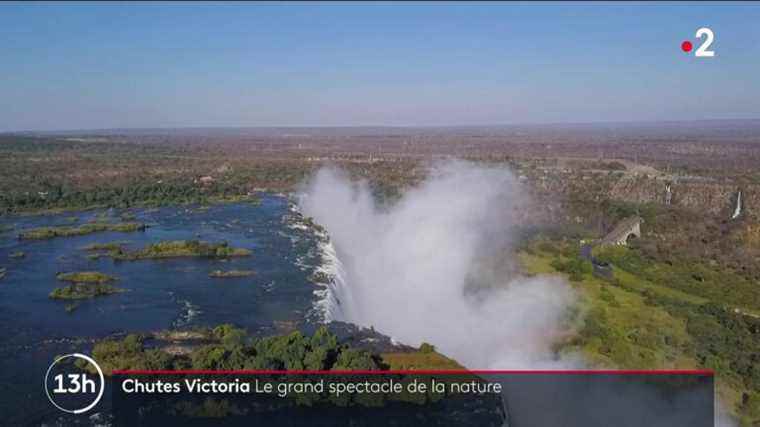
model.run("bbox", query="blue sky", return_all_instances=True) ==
[1,2,758,131]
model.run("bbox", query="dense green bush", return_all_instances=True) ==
[596,246,760,312]
[550,257,592,282]
[419,343,436,354]
[87,326,381,375]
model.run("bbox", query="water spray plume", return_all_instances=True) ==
[300,161,578,369]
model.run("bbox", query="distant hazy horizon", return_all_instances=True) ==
[4,118,758,136]
[2,2,759,132]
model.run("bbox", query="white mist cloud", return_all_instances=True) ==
[300,160,577,369]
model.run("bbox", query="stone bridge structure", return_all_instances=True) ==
[599,216,642,246]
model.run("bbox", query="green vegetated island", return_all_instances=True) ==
[47,240,252,301]
[93,240,252,261]
[209,270,255,278]
[50,271,123,300]
[57,271,117,284]
[46,240,254,311]
[19,222,147,240]
[83,242,127,251]
[83,241,129,260]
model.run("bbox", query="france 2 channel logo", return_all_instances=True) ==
[681,27,716,57]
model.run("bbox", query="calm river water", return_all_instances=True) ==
[0,194,326,425]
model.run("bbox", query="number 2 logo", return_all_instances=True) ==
[694,27,715,57]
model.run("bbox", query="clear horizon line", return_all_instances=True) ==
[4,117,760,135]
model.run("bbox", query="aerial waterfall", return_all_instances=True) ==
[299,161,578,369]
[731,191,742,220]
[312,236,350,322]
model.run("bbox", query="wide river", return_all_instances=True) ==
[0,194,326,425]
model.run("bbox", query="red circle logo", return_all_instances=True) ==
[681,41,693,52]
